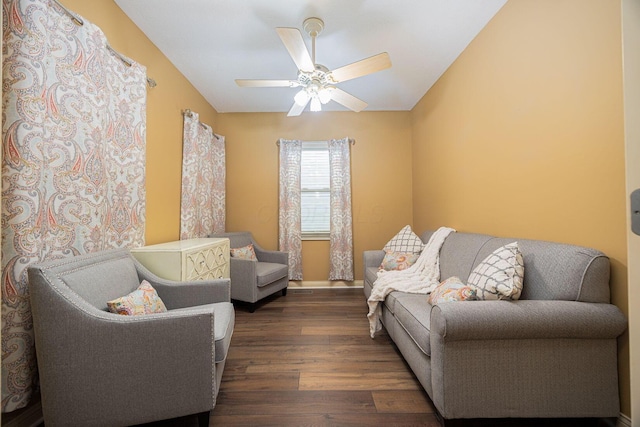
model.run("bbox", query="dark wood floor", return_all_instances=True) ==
[211,288,438,426]
[2,288,617,427]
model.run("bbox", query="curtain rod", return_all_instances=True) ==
[51,0,156,89]
[275,138,356,146]
[182,109,220,140]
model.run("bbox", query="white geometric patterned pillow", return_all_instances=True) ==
[467,242,524,300]
[383,225,425,254]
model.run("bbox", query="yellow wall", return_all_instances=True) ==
[410,0,629,415]
[60,0,219,245]
[217,112,413,281]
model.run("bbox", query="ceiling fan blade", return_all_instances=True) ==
[330,52,392,83]
[330,88,368,112]
[236,79,299,87]
[276,27,315,73]
[287,98,310,117]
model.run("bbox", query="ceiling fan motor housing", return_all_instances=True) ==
[297,64,334,104]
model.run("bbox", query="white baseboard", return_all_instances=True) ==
[618,413,631,427]
[288,280,363,289]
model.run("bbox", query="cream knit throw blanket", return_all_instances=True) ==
[367,226,456,338]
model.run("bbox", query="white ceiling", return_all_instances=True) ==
[114,0,507,114]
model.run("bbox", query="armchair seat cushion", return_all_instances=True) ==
[256,262,288,287]
[173,301,235,362]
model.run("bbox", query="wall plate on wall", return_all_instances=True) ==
[631,189,640,236]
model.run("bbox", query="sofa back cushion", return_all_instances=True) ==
[210,231,253,250]
[421,231,610,303]
[33,249,141,311]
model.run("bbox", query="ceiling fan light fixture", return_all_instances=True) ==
[294,89,310,106]
[310,96,322,112]
[318,87,333,104]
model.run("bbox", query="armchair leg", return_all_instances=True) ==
[196,410,210,427]
[282,287,288,296]
[249,303,256,313]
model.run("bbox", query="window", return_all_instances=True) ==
[301,141,330,239]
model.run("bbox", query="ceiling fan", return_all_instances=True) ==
[235,17,392,116]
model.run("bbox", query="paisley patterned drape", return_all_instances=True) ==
[180,111,225,239]
[328,138,354,280]
[1,0,147,412]
[278,139,303,280]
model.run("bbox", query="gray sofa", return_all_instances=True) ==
[363,230,626,423]
[28,248,235,426]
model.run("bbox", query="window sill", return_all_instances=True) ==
[302,234,330,241]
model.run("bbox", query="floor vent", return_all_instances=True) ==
[291,289,314,294]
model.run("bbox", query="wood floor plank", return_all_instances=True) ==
[212,390,377,416]
[208,414,330,427]
[242,358,412,374]
[299,371,422,391]
[324,413,441,427]
[220,372,300,391]
[301,325,368,335]
[230,335,330,346]
[226,344,401,360]
[372,390,435,413]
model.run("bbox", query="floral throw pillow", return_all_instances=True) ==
[383,225,425,254]
[378,250,420,272]
[467,242,524,300]
[230,243,258,261]
[107,280,167,315]
[428,276,478,305]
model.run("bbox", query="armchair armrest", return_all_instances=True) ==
[431,300,627,342]
[255,248,288,264]
[133,257,231,309]
[229,257,258,284]
[252,242,288,264]
[364,250,385,268]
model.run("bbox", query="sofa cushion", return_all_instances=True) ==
[436,232,495,282]
[106,280,167,315]
[379,250,420,272]
[384,225,425,253]
[428,276,477,305]
[231,243,257,260]
[173,301,235,362]
[256,262,288,287]
[58,252,141,311]
[381,290,404,314]
[393,293,433,356]
[468,242,524,300]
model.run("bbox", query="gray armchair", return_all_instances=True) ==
[209,231,289,312]
[27,248,235,427]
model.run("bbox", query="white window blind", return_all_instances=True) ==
[301,141,330,238]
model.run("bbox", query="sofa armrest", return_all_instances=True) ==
[133,258,231,309]
[363,250,385,268]
[431,300,627,341]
